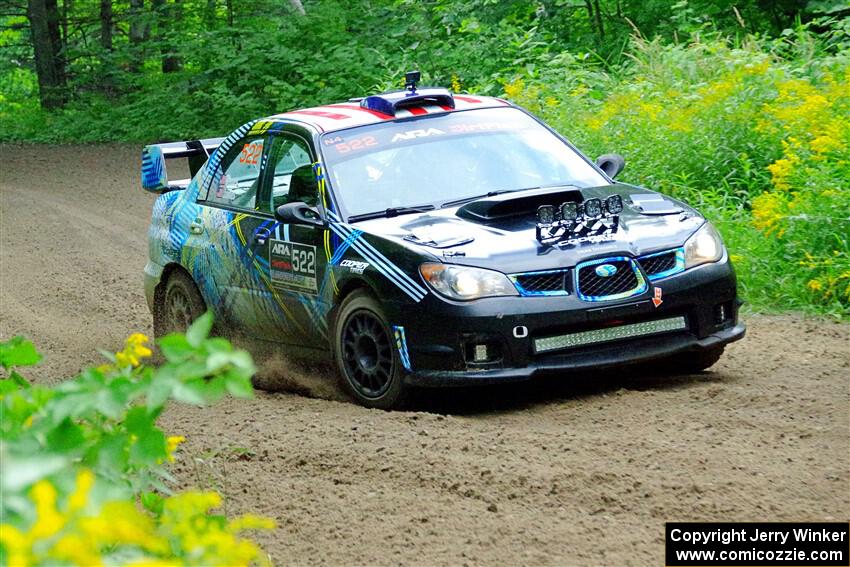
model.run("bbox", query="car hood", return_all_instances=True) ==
[347,183,706,273]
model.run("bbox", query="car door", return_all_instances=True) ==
[260,130,331,348]
[195,131,290,339]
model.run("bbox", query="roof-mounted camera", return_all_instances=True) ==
[405,71,421,93]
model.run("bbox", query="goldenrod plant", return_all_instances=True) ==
[0,314,275,566]
[507,23,850,316]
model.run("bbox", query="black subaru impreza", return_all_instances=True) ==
[142,74,745,408]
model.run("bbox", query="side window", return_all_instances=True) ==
[266,134,316,211]
[205,136,266,210]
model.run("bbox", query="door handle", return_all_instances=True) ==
[253,227,271,246]
[189,219,204,234]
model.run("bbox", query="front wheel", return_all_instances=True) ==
[333,291,408,409]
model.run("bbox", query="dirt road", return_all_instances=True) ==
[1,144,848,566]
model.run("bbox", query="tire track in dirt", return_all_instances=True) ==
[1,144,848,566]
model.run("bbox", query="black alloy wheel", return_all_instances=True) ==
[341,311,394,398]
[333,290,408,409]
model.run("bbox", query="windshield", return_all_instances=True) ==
[320,107,608,218]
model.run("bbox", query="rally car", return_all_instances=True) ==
[142,72,745,408]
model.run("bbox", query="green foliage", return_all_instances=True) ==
[511,23,850,316]
[0,316,274,566]
[1,2,848,315]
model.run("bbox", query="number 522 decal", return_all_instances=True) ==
[269,239,318,293]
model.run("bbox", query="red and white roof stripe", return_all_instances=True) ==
[268,95,510,132]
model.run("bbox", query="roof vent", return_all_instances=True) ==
[360,70,455,116]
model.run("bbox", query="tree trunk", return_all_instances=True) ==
[28,0,66,109]
[128,0,145,72]
[592,0,604,38]
[289,0,305,15]
[153,0,181,73]
[204,0,216,28]
[61,0,70,45]
[100,0,112,51]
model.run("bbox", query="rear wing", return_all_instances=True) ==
[141,137,224,193]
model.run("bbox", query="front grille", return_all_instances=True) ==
[576,257,646,301]
[511,270,569,296]
[638,248,685,280]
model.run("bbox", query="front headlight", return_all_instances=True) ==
[419,263,518,301]
[684,223,724,269]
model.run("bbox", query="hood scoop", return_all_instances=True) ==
[456,186,584,223]
[400,216,474,249]
[630,193,683,215]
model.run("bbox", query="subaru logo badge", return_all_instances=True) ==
[595,264,618,278]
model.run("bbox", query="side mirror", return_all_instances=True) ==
[596,154,626,179]
[275,201,326,228]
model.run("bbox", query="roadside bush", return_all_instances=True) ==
[0,315,275,566]
[507,23,850,316]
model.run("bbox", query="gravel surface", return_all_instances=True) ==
[1,144,848,566]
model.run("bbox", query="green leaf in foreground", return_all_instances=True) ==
[0,336,42,370]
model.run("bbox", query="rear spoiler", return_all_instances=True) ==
[141,137,224,193]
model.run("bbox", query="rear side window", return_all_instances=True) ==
[266,134,314,210]
[205,136,266,210]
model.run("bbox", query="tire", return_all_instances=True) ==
[651,345,725,375]
[332,290,408,409]
[153,270,207,339]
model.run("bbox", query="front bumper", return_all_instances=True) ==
[390,257,744,386]
[406,322,744,386]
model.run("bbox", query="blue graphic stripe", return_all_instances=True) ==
[327,212,427,301]
[203,122,254,194]
[329,222,426,302]
[330,229,362,265]
[141,147,165,188]
[393,326,412,372]
[297,295,328,332]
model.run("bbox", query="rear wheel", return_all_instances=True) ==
[333,291,408,409]
[154,270,206,339]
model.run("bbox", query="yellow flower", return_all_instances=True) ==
[0,524,30,567]
[115,333,153,368]
[767,157,795,191]
[30,480,65,539]
[450,73,462,93]
[80,502,168,553]
[639,101,662,121]
[751,191,787,235]
[115,351,138,368]
[127,333,153,358]
[166,435,186,462]
[810,134,842,155]
[228,514,277,531]
[807,279,823,292]
[67,469,95,513]
[503,78,524,100]
[50,534,103,567]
